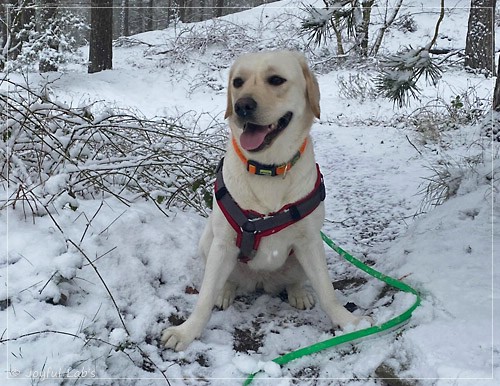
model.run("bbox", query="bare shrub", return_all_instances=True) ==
[417,153,495,213]
[401,86,489,144]
[419,160,466,210]
[337,73,377,101]
[0,79,225,217]
[142,14,309,73]
[393,13,418,33]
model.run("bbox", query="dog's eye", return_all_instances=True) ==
[268,75,287,86]
[233,77,244,88]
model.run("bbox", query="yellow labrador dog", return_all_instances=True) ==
[162,50,364,351]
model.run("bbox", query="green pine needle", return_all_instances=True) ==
[375,47,442,107]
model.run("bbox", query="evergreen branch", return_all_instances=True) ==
[374,0,445,107]
[300,1,356,47]
[375,48,442,107]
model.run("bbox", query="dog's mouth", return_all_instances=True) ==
[239,112,293,152]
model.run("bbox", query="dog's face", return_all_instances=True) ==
[225,51,320,155]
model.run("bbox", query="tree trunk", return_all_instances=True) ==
[332,20,345,57]
[88,0,113,74]
[464,0,495,74]
[493,55,500,111]
[199,0,205,21]
[166,0,172,27]
[358,0,374,57]
[178,0,186,22]
[490,55,500,143]
[184,0,193,23]
[215,0,224,18]
[370,0,403,56]
[7,0,36,61]
[146,0,154,31]
[121,0,130,36]
[1,5,9,56]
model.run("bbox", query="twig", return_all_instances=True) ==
[79,199,105,244]
[38,271,59,296]
[427,0,446,50]
[406,135,423,156]
[1,77,224,216]
[98,210,127,236]
[83,246,117,267]
[32,195,131,334]
[66,239,129,336]
[0,329,116,347]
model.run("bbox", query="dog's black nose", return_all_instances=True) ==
[235,97,257,118]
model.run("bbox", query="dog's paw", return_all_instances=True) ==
[161,325,196,352]
[287,284,315,310]
[341,315,374,332]
[215,282,237,310]
[359,315,374,327]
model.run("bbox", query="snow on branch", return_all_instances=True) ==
[375,47,442,107]
[374,0,445,107]
[0,79,225,217]
[300,1,356,47]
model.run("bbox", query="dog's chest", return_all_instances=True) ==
[243,231,295,271]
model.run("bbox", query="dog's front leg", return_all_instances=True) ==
[293,234,361,329]
[162,239,237,351]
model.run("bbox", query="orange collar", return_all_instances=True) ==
[231,136,308,176]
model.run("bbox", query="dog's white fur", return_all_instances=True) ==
[162,51,363,351]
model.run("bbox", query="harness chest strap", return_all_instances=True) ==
[214,158,326,263]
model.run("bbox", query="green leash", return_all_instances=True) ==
[242,231,421,385]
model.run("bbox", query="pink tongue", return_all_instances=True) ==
[240,126,270,151]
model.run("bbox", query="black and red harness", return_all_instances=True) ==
[214,145,326,263]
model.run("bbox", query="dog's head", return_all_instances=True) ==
[225,51,320,159]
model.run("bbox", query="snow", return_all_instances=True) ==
[232,354,282,378]
[1,0,499,385]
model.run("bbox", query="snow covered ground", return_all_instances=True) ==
[1,1,499,385]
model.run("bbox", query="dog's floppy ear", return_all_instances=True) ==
[224,68,234,119]
[299,55,321,119]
